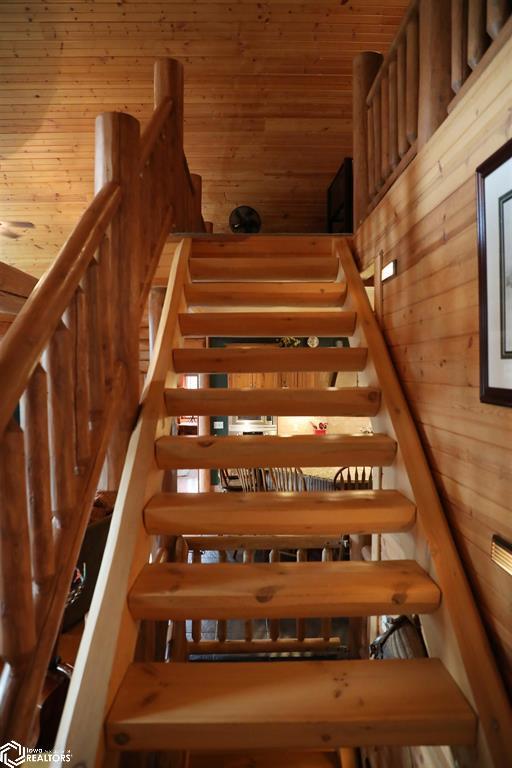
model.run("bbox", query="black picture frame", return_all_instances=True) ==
[476,137,512,407]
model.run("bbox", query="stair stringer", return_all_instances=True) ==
[339,244,490,768]
[54,238,192,767]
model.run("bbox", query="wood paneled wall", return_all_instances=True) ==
[0,1,408,277]
[354,36,512,692]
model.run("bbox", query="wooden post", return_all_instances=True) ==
[0,418,37,739]
[154,59,185,231]
[406,12,420,144]
[468,0,489,69]
[388,59,399,170]
[418,0,453,147]
[487,0,510,38]
[352,52,383,228]
[380,69,390,182]
[451,0,470,93]
[20,366,55,627]
[95,111,141,489]
[396,40,408,157]
[373,85,383,190]
[367,104,375,197]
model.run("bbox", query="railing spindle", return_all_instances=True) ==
[406,12,419,145]
[380,70,390,181]
[216,550,228,643]
[451,0,470,93]
[397,40,408,157]
[418,0,452,147]
[0,419,37,713]
[71,288,92,471]
[296,548,306,642]
[191,548,202,644]
[98,237,114,385]
[84,259,105,428]
[243,549,253,643]
[352,52,382,225]
[321,548,333,642]
[487,0,510,37]
[367,104,375,198]
[46,321,76,540]
[20,366,55,627]
[468,0,489,69]
[388,59,399,170]
[373,84,382,189]
[171,536,189,661]
[269,549,280,642]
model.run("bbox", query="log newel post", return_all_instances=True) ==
[352,52,384,229]
[95,111,141,489]
[154,58,186,231]
[418,0,453,148]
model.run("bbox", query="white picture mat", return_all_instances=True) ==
[484,156,512,389]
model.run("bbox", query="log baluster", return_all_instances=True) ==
[418,0,453,147]
[380,69,390,182]
[451,0,470,93]
[0,418,37,735]
[83,259,105,430]
[352,52,383,226]
[171,536,189,662]
[191,548,202,644]
[20,365,55,628]
[46,321,76,541]
[367,104,375,198]
[296,548,306,642]
[468,0,489,69]
[243,549,253,643]
[71,288,91,472]
[269,549,280,642]
[321,548,333,642]
[98,236,114,386]
[397,40,408,157]
[373,84,383,190]
[216,550,228,643]
[487,0,511,38]
[388,59,399,170]
[406,11,420,145]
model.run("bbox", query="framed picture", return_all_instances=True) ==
[476,138,512,407]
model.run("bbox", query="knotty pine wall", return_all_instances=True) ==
[354,36,512,691]
[0,0,408,277]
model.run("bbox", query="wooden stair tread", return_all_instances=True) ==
[164,387,381,416]
[189,751,340,767]
[189,257,339,282]
[106,659,476,751]
[189,236,333,257]
[155,433,397,469]
[172,347,367,373]
[184,282,347,307]
[178,311,356,337]
[144,490,416,536]
[128,560,441,620]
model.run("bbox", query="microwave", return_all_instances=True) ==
[229,415,276,429]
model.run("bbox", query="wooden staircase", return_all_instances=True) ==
[56,235,512,768]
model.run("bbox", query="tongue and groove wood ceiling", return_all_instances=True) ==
[0,1,407,277]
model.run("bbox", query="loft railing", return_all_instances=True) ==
[352,0,512,227]
[0,57,205,746]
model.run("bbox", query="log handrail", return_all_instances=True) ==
[0,182,121,438]
[0,57,205,746]
[337,238,512,768]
